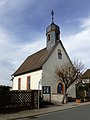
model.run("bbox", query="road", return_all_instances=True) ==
[17,104,90,120]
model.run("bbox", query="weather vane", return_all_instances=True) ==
[51,10,54,23]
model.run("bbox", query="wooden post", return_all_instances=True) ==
[38,81,40,109]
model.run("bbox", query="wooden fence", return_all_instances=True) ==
[0,90,38,113]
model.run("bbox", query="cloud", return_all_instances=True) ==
[0,27,45,85]
[0,0,38,43]
[63,17,90,68]
[0,0,90,86]
[1,15,90,85]
[0,0,47,85]
[80,16,90,28]
[0,0,8,6]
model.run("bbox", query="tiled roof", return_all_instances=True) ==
[81,69,90,79]
[13,47,55,76]
[13,40,71,76]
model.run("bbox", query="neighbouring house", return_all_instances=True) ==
[12,12,72,103]
[78,69,90,98]
[67,82,77,99]
[81,69,90,83]
[67,70,90,99]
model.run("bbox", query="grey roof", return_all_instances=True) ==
[13,40,71,76]
[46,22,60,34]
[13,46,55,76]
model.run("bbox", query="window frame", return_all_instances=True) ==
[57,82,64,94]
[56,33,59,40]
[47,34,50,41]
[27,76,30,90]
[58,49,62,59]
[18,78,21,90]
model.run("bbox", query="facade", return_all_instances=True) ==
[76,69,90,98]
[81,69,90,83]
[12,70,42,90]
[12,13,72,103]
[67,83,76,98]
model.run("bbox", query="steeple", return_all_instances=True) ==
[46,10,60,49]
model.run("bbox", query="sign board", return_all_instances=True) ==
[42,86,50,94]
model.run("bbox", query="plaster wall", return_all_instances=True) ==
[12,70,42,90]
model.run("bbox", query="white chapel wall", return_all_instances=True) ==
[42,43,71,95]
[12,70,42,90]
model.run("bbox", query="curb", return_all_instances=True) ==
[1,102,90,120]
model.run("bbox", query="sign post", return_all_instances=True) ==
[38,81,40,109]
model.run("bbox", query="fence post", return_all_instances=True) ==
[38,81,40,109]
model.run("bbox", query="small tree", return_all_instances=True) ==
[56,60,85,102]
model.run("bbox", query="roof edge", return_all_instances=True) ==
[13,67,42,77]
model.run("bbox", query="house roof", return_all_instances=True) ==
[13,45,56,76]
[13,40,71,76]
[81,69,90,79]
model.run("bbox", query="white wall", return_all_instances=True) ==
[67,83,76,98]
[12,70,42,90]
[42,43,71,102]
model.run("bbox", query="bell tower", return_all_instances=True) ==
[46,10,60,49]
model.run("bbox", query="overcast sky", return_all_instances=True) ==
[0,0,90,86]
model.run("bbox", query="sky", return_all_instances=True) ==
[0,0,90,86]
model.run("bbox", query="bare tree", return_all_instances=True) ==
[56,60,85,95]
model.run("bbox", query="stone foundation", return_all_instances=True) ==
[51,94,64,104]
[43,94,64,104]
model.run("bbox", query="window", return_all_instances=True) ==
[56,33,59,40]
[57,83,64,94]
[42,86,50,94]
[27,76,30,90]
[47,34,50,41]
[58,49,62,59]
[18,78,21,90]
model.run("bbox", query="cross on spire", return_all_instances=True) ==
[51,10,54,23]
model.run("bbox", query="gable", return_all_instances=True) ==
[13,40,71,77]
[42,41,72,94]
[43,41,71,69]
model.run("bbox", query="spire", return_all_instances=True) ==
[51,10,54,23]
[46,10,60,49]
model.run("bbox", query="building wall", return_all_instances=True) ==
[67,83,76,98]
[51,94,64,103]
[42,43,71,102]
[43,94,64,103]
[12,70,42,90]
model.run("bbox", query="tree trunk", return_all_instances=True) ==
[62,87,68,104]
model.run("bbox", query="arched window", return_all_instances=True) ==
[57,83,64,94]
[56,33,59,40]
[47,34,50,41]
[58,49,62,59]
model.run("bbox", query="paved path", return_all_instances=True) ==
[30,104,90,120]
[0,102,90,120]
